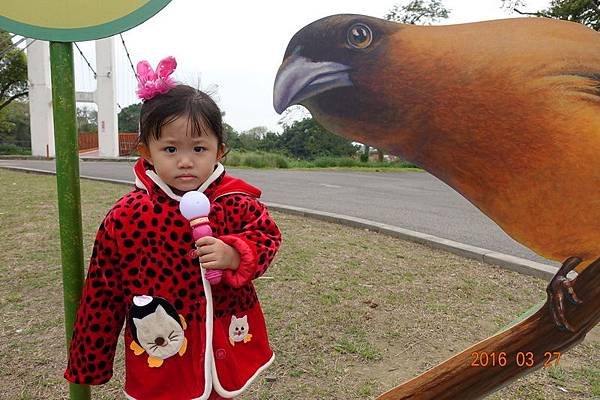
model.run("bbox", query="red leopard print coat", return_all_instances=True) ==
[65,160,281,399]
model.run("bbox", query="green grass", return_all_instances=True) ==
[0,143,31,155]
[222,150,420,170]
[225,151,291,168]
[0,169,597,399]
[334,337,382,361]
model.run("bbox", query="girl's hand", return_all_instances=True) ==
[194,236,240,271]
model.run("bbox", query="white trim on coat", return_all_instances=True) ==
[211,352,275,398]
[134,163,225,201]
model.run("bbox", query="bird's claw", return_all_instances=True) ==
[563,279,582,305]
[546,257,582,332]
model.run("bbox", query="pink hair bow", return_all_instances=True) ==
[136,56,178,101]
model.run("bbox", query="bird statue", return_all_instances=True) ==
[273,15,600,399]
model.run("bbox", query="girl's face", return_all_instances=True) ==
[139,115,224,193]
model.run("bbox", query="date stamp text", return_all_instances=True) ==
[470,351,561,368]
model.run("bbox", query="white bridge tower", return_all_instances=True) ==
[27,37,119,157]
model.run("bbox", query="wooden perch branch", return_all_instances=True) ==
[377,258,600,400]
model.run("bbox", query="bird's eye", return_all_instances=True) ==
[347,23,372,49]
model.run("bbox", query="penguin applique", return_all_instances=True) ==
[127,295,188,368]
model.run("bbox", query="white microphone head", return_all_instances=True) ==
[179,191,210,220]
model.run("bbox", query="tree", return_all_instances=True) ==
[544,0,600,30]
[118,103,142,132]
[385,0,450,25]
[278,118,358,159]
[233,126,269,151]
[0,30,28,113]
[360,144,370,163]
[237,133,260,151]
[76,106,97,132]
[0,100,30,148]
[243,126,268,139]
[500,0,528,11]
[223,122,241,149]
[502,0,600,31]
[277,105,311,128]
[257,131,281,153]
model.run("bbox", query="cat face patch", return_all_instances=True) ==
[228,315,252,346]
[127,295,188,368]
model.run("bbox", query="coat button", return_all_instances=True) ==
[215,348,226,359]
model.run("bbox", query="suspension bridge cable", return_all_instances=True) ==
[0,33,17,51]
[119,33,139,81]
[0,36,27,59]
[20,38,35,53]
[74,42,97,79]
[0,38,36,62]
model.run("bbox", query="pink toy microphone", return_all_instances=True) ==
[180,191,222,285]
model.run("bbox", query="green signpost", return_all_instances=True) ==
[0,1,172,398]
[49,41,90,399]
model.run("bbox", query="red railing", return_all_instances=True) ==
[78,132,138,156]
[78,132,98,151]
[119,133,138,156]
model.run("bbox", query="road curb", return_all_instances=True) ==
[0,165,557,280]
[0,155,138,162]
[266,203,557,280]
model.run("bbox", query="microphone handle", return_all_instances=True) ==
[191,220,222,285]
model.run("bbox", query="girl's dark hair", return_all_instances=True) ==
[139,85,226,148]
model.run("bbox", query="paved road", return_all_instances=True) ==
[0,158,557,266]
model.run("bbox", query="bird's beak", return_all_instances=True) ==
[273,55,353,114]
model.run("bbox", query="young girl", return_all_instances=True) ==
[65,57,281,400]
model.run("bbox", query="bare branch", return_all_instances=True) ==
[513,8,551,18]
[410,11,429,24]
[0,91,28,112]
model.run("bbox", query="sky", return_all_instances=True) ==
[72,0,551,133]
